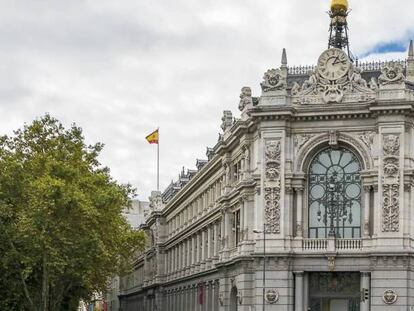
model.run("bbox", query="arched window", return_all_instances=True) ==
[308,147,361,239]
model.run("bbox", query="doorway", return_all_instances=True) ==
[308,272,360,311]
[230,286,238,311]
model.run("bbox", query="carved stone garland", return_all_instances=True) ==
[382,135,400,232]
[264,140,281,233]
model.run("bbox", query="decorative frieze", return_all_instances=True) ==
[264,140,282,233]
[382,134,400,232]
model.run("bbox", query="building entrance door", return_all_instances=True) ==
[308,272,360,311]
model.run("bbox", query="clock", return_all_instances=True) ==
[317,48,350,80]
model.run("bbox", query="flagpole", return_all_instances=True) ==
[157,127,159,191]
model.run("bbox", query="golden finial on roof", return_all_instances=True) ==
[331,0,348,12]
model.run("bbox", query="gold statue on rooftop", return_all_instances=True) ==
[331,0,349,12]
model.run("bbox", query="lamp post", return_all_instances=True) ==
[316,175,352,238]
[253,224,266,311]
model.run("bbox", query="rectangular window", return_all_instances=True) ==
[233,210,241,246]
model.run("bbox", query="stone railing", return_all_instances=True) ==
[302,238,363,251]
[288,60,407,75]
[335,238,363,250]
[302,238,328,250]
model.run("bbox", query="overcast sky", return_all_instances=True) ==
[1,0,414,201]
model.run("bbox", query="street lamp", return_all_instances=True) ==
[253,225,266,311]
[317,175,352,238]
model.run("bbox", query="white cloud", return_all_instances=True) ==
[1,0,414,200]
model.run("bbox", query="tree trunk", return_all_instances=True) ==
[41,252,49,311]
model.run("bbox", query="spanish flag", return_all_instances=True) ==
[146,129,159,144]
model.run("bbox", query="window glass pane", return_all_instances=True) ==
[308,147,362,239]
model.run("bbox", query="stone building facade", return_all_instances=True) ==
[118,6,414,311]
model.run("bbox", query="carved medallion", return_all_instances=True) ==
[379,62,405,87]
[383,135,400,156]
[261,69,286,92]
[382,289,398,305]
[265,289,279,304]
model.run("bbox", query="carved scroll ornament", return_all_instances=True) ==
[381,135,400,232]
[264,140,282,233]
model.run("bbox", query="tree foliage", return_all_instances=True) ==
[0,115,146,310]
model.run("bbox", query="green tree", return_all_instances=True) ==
[0,115,146,310]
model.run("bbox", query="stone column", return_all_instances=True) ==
[223,209,231,254]
[295,272,304,311]
[207,225,212,268]
[296,188,304,237]
[360,272,370,311]
[363,186,371,237]
[303,273,309,311]
[213,223,219,258]
[240,200,245,242]
[171,248,175,278]
[201,230,207,269]
[198,233,203,270]
[187,239,191,274]
[372,185,379,237]
[193,236,198,272]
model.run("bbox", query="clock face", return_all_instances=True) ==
[317,48,350,80]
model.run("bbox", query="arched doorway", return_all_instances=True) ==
[230,286,238,311]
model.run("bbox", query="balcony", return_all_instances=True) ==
[302,238,363,252]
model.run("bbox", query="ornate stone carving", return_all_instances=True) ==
[291,81,301,95]
[296,223,303,237]
[350,67,367,88]
[382,135,400,232]
[221,111,233,131]
[265,141,281,181]
[149,191,163,211]
[296,132,372,172]
[265,289,279,304]
[359,131,375,149]
[369,77,378,90]
[382,289,398,305]
[261,68,286,92]
[264,140,282,234]
[329,130,339,147]
[383,135,400,156]
[218,293,224,306]
[293,65,374,104]
[238,87,253,111]
[383,158,399,177]
[294,134,314,150]
[302,70,318,94]
[382,184,400,232]
[264,187,281,234]
[328,256,335,272]
[379,61,405,87]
